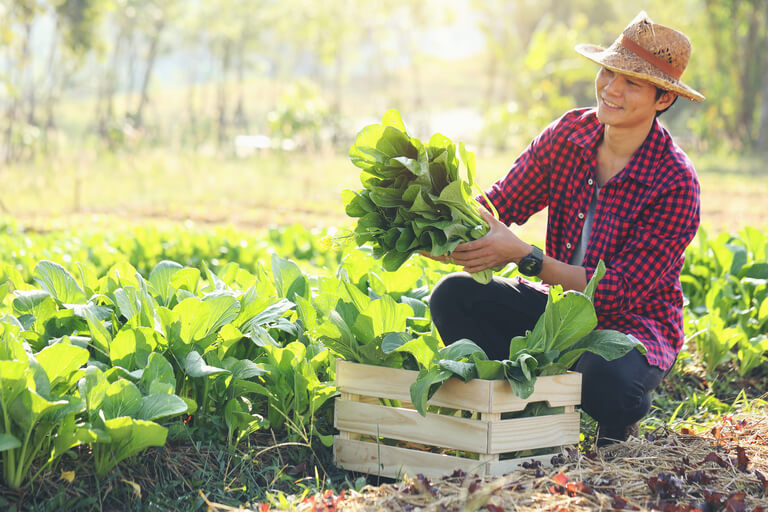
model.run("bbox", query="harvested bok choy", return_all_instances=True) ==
[342,109,499,284]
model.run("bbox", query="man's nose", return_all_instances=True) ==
[604,75,624,93]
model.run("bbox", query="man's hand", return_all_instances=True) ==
[451,209,532,273]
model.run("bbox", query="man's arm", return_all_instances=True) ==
[451,209,588,292]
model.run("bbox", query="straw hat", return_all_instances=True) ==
[575,11,704,101]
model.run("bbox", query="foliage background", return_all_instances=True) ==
[1,0,767,160]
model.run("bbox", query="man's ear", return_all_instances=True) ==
[656,91,677,111]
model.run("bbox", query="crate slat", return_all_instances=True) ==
[334,436,489,479]
[334,437,559,479]
[335,398,488,452]
[335,359,581,413]
[488,412,581,453]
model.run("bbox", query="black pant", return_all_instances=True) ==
[429,272,666,431]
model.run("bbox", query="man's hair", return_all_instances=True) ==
[655,88,677,118]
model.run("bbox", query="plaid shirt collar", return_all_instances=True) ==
[567,109,666,186]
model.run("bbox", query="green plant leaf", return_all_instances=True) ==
[34,343,89,393]
[138,352,176,395]
[410,367,453,416]
[0,433,21,452]
[33,260,87,305]
[556,329,646,370]
[149,260,184,306]
[183,351,229,378]
[136,393,188,421]
[110,327,163,371]
[100,380,142,420]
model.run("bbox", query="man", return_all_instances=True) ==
[429,12,704,446]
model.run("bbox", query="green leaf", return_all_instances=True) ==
[170,268,200,294]
[12,290,57,328]
[33,260,87,305]
[409,366,453,416]
[97,417,167,475]
[34,343,89,392]
[381,109,407,132]
[529,291,597,353]
[351,295,411,346]
[10,389,68,432]
[174,295,240,345]
[390,334,440,369]
[438,339,488,361]
[139,352,176,395]
[149,261,184,306]
[110,327,162,370]
[584,260,606,301]
[272,254,309,302]
[183,351,229,378]
[0,433,21,452]
[474,359,504,379]
[438,359,477,381]
[136,394,188,421]
[100,380,142,420]
[381,332,413,353]
[242,298,295,331]
[83,307,112,359]
[555,330,646,370]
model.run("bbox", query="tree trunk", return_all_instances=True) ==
[233,38,247,131]
[42,15,61,152]
[134,18,165,128]
[736,9,760,148]
[23,21,36,127]
[216,40,232,149]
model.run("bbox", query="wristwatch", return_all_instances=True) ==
[518,245,544,276]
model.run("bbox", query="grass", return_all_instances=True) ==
[2,147,765,239]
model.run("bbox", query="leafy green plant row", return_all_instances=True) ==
[0,240,468,489]
[680,227,768,376]
[0,219,765,490]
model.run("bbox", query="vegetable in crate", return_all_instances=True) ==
[342,109,499,284]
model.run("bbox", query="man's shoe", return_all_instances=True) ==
[596,422,639,447]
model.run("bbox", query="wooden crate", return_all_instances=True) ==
[333,359,581,479]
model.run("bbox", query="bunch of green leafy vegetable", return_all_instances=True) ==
[343,109,499,284]
[393,261,648,415]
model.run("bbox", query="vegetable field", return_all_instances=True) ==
[0,217,766,510]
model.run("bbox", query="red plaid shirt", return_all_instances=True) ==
[484,108,700,370]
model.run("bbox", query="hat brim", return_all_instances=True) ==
[575,43,705,102]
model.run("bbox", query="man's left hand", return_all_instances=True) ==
[451,209,532,273]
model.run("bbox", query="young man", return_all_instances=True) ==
[429,12,704,446]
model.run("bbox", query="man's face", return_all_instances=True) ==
[594,67,673,128]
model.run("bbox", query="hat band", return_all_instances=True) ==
[618,34,683,81]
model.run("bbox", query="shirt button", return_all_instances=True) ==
[588,178,594,185]
[566,242,572,249]
[578,212,585,219]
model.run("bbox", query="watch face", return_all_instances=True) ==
[519,258,538,276]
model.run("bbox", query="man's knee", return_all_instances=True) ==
[576,352,651,423]
[429,272,476,313]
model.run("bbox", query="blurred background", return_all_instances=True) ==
[1,0,766,234]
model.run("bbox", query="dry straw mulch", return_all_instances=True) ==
[293,411,768,512]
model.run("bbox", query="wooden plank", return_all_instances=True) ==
[335,398,488,452]
[488,453,560,475]
[336,359,494,412]
[487,372,582,412]
[334,437,490,479]
[488,412,581,453]
[335,360,581,413]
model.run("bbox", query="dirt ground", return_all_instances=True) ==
[285,412,768,512]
